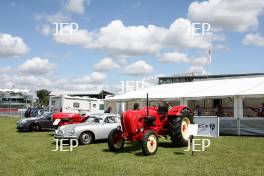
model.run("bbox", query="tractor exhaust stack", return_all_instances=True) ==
[146,93,149,118]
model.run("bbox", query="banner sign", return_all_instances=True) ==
[193,116,219,137]
[187,124,198,136]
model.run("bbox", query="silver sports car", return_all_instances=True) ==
[54,113,121,145]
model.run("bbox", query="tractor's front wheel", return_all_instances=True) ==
[169,108,193,147]
[108,128,124,152]
[142,130,158,156]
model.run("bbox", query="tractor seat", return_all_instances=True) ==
[157,105,168,115]
[145,116,156,126]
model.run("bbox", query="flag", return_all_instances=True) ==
[207,47,212,64]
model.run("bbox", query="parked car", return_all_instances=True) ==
[16,112,53,132]
[54,113,120,145]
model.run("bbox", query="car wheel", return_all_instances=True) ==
[28,123,34,132]
[79,132,94,145]
[34,124,41,131]
[29,123,41,132]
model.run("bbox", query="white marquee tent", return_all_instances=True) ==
[106,76,264,136]
[108,76,264,101]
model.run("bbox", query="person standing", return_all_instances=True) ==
[133,103,139,110]
[259,103,264,117]
[195,105,202,116]
[250,103,264,117]
[104,106,112,113]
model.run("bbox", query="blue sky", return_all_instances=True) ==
[0,0,264,93]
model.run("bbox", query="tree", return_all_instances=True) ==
[36,89,51,107]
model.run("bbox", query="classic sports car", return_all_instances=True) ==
[54,113,120,145]
[16,112,53,132]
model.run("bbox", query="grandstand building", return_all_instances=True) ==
[0,89,34,113]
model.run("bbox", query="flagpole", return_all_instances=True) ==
[207,47,212,79]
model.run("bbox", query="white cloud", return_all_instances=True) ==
[242,33,264,47]
[191,57,209,66]
[35,0,89,36]
[159,51,210,65]
[85,19,213,57]
[214,44,230,51]
[18,57,56,75]
[0,72,108,92]
[74,72,106,84]
[187,66,209,75]
[188,0,264,32]
[0,63,109,92]
[34,12,71,23]
[86,20,163,56]
[0,33,29,57]
[65,0,88,14]
[159,51,190,63]
[36,24,53,36]
[0,66,12,73]
[142,76,159,87]
[14,75,53,88]
[53,25,93,45]
[122,60,153,76]
[163,18,213,49]
[93,57,119,72]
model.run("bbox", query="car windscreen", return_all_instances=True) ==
[42,113,52,119]
[104,116,119,123]
[86,115,102,123]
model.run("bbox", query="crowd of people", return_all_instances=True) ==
[24,107,45,117]
[44,101,264,117]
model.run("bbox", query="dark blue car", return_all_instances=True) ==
[16,112,53,132]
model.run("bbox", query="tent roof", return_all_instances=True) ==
[107,76,264,101]
[0,88,29,93]
[50,89,114,96]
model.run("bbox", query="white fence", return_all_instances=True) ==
[0,111,24,118]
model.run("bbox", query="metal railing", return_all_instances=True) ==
[0,111,24,118]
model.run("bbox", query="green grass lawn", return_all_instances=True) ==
[0,117,263,176]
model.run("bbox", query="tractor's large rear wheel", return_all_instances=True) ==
[168,108,193,147]
[142,130,158,156]
[108,128,124,152]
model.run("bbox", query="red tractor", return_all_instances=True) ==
[108,98,193,156]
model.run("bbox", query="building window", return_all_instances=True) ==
[73,102,80,108]
[243,98,264,117]
[188,98,234,117]
[51,101,56,106]
[99,104,104,110]
[93,104,96,108]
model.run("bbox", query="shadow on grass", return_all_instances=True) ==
[17,129,54,133]
[158,141,186,149]
[102,142,141,154]
[174,152,186,155]
[101,141,188,156]
[51,139,109,146]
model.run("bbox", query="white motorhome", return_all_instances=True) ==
[49,95,105,114]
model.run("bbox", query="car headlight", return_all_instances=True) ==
[69,128,75,136]
[58,129,64,136]
[19,119,27,124]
